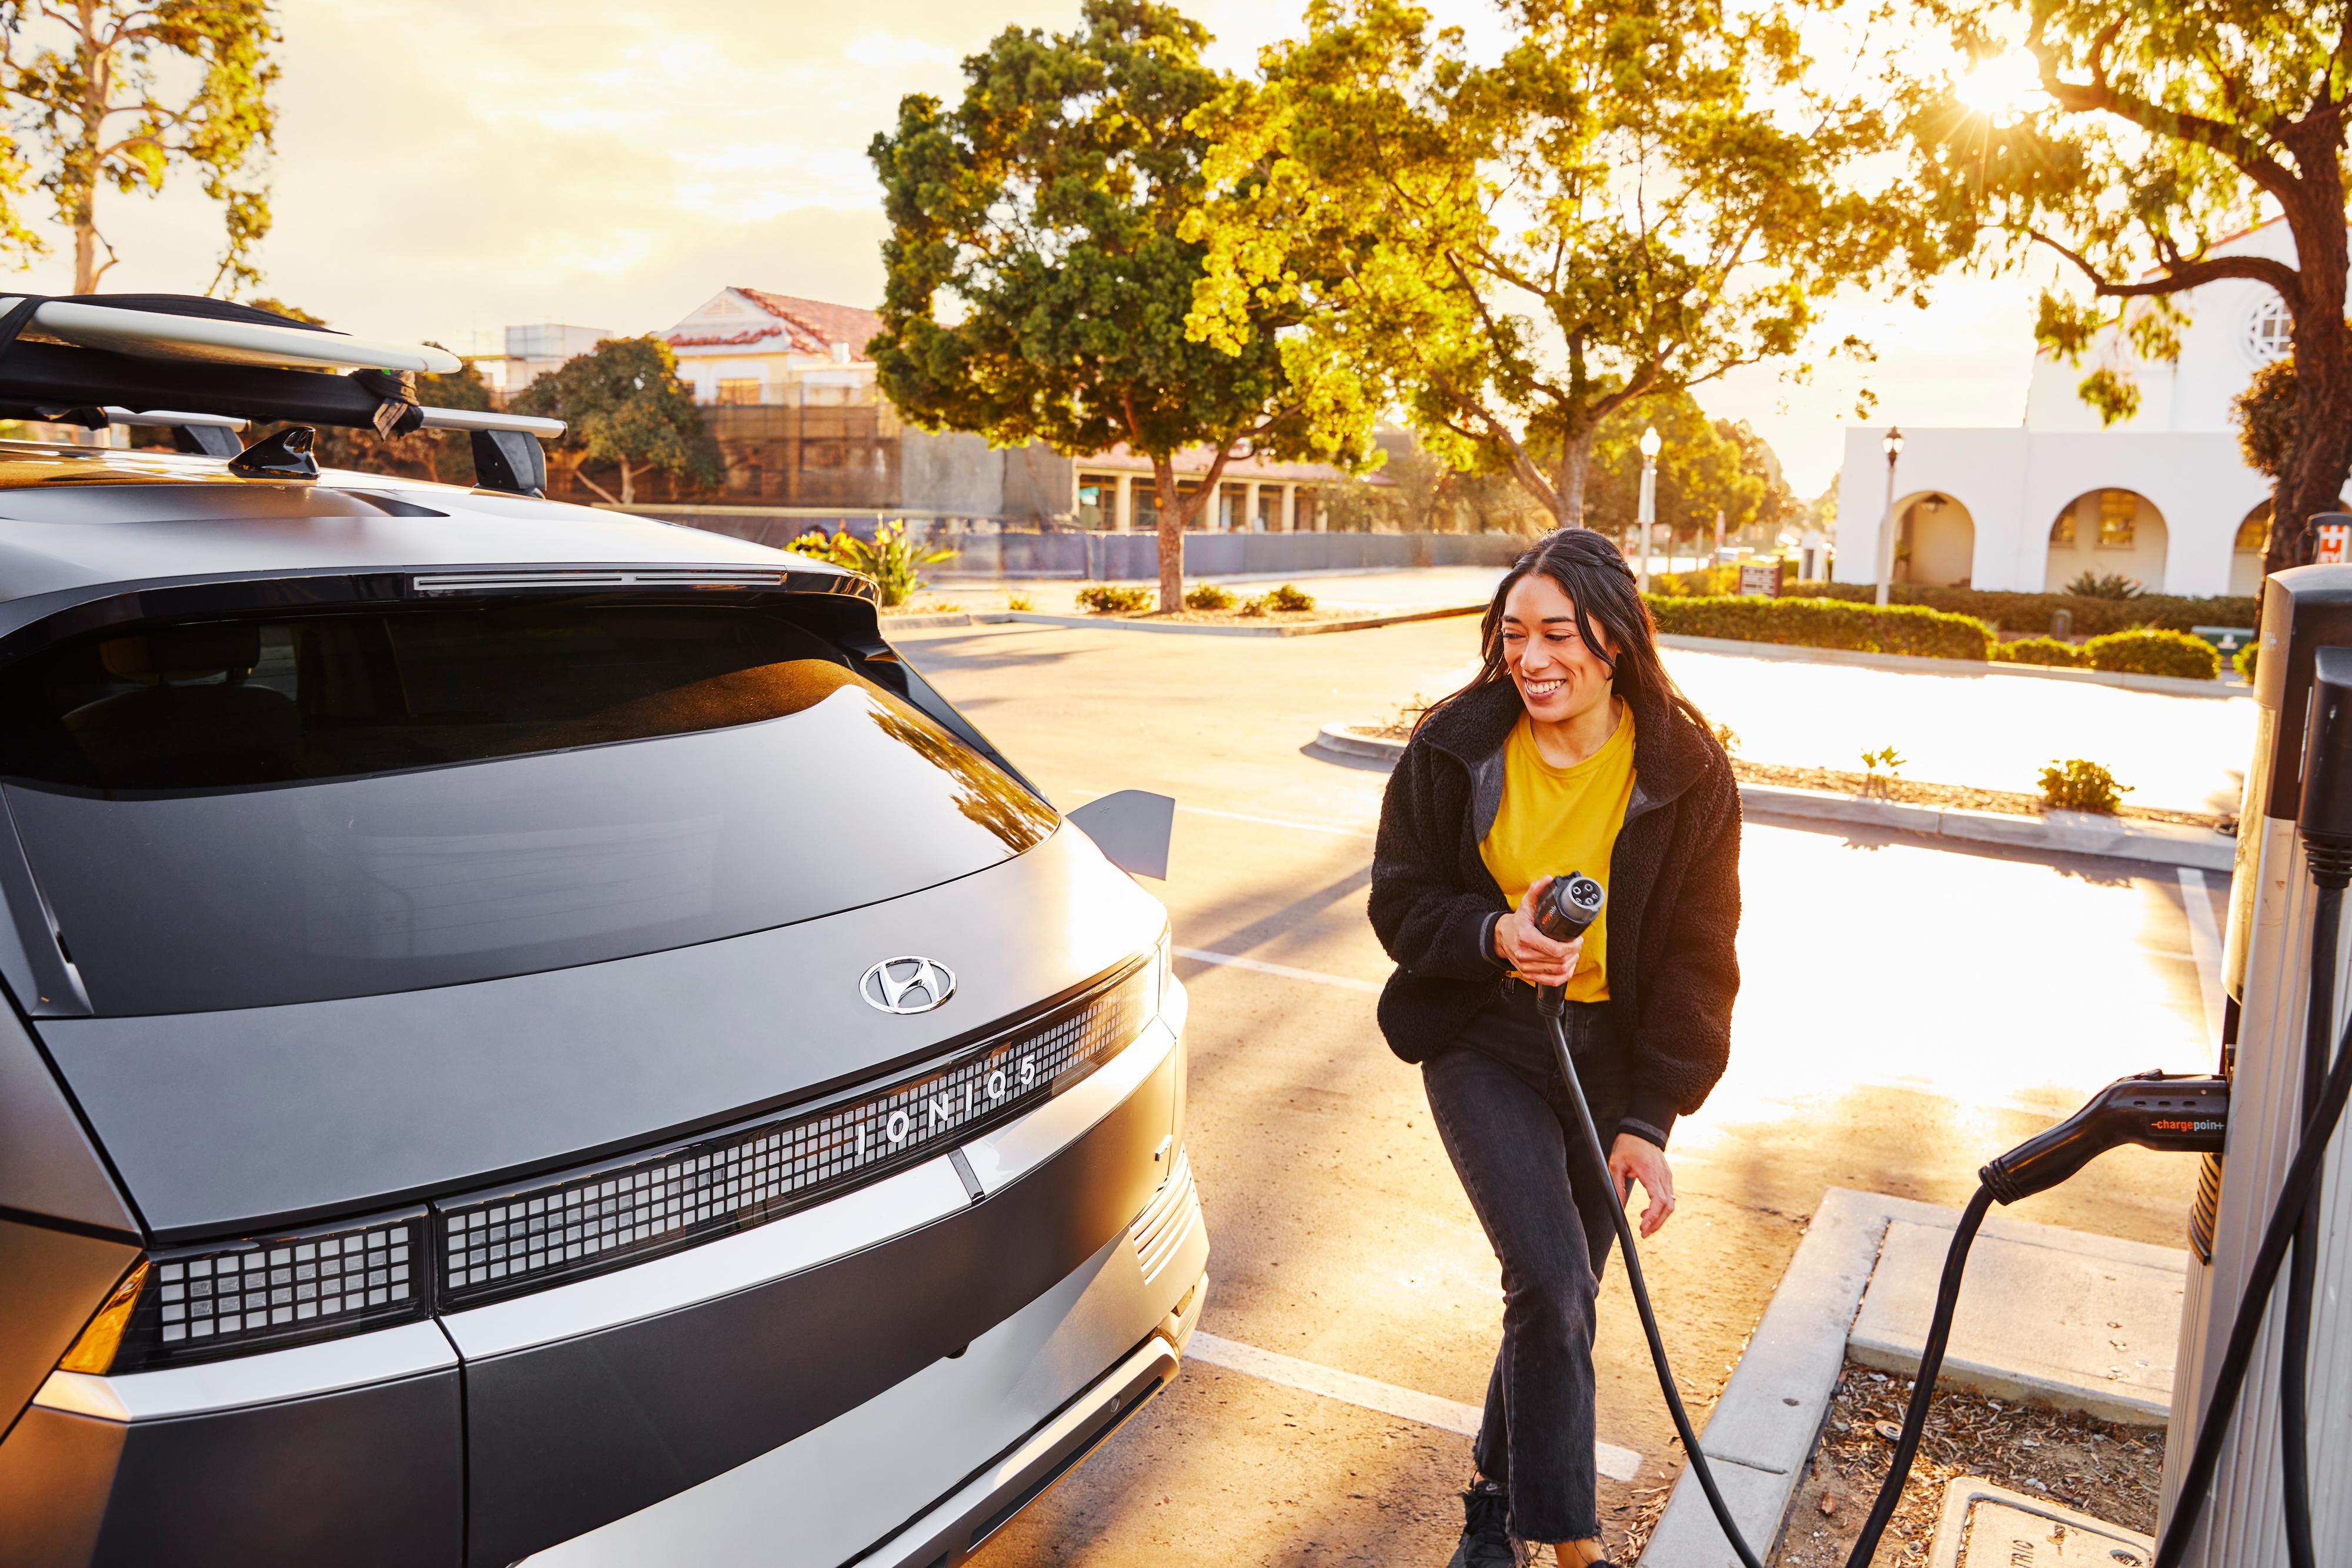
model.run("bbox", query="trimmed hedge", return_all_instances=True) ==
[2082,627,2221,680]
[1785,581,2257,636]
[1646,594,1993,660]
[1990,636,2086,668]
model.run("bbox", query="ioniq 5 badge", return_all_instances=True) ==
[860,957,956,1015]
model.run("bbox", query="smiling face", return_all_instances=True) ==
[1499,571,1618,726]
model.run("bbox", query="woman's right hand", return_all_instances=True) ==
[1495,874,1584,984]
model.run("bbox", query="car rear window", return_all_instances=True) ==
[0,600,1056,1015]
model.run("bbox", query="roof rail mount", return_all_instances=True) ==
[470,427,547,497]
[229,425,319,480]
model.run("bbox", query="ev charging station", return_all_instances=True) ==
[2162,563,2352,1565]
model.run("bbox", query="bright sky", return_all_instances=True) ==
[0,0,2061,494]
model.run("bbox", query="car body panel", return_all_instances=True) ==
[0,1219,139,1437]
[465,1032,1177,1564]
[0,1370,462,1568]
[0,1004,133,1232]
[36,824,1163,1241]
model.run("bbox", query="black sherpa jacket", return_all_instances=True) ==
[1368,678,1742,1148]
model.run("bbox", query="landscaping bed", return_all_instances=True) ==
[1728,760,2233,833]
[1075,605,1342,627]
[1770,1362,2164,1567]
[1336,724,2232,832]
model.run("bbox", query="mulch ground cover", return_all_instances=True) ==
[1771,1362,2165,1566]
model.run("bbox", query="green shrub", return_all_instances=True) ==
[1989,636,2086,668]
[2082,627,2221,680]
[2039,758,2132,814]
[1267,582,1317,611]
[1075,584,1153,614]
[2064,570,2144,600]
[2236,641,2258,682]
[1237,594,1269,617]
[1782,581,2257,637]
[788,529,852,564]
[1183,581,1236,610]
[791,522,954,607]
[1004,590,1036,611]
[1651,565,1740,597]
[1645,594,1993,660]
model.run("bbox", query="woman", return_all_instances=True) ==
[1369,529,1741,1568]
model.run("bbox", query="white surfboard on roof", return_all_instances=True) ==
[0,297,460,375]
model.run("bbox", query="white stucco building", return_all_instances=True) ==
[1834,218,2306,598]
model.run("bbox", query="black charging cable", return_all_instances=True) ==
[1528,873,1770,1568]
[1523,872,2244,1568]
[2280,875,2337,1568]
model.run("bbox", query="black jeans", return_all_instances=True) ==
[1422,985,1624,1544]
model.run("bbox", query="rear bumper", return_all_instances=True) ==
[0,992,1207,1568]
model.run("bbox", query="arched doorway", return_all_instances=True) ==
[1895,492,1975,587]
[2233,504,2269,597]
[2231,497,2351,596]
[2044,489,2168,593]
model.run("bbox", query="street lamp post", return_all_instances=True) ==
[1637,425,1661,591]
[1875,426,1905,608]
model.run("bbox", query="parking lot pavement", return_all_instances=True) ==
[897,621,2226,1565]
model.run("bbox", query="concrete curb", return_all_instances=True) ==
[879,612,977,631]
[1309,727,2236,872]
[1655,632,2248,701]
[960,604,1485,637]
[1637,1188,1891,1567]
[1636,1189,2186,1566]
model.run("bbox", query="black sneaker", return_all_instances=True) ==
[1446,1480,1525,1568]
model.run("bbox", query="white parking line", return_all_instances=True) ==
[1175,947,1384,994]
[1185,1330,1643,1482]
[2177,867,2227,1051]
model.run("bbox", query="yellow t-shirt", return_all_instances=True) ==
[1479,708,1636,1002]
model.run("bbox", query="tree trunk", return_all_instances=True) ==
[619,458,636,507]
[2264,184,2352,580]
[1152,459,1184,612]
[1556,429,1593,530]
[2267,307,2352,580]
[71,2,106,295]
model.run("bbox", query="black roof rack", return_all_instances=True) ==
[0,339,567,494]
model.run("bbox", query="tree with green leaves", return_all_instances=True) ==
[2,1,279,293]
[512,336,720,507]
[1184,0,1945,531]
[1576,391,1765,555]
[1907,0,2349,578]
[867,0,1378,611]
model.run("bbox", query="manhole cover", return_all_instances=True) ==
[1932,1479,2153,1568]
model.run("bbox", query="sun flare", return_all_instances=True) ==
[1956,52,2045,121]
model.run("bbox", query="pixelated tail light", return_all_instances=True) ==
[62,1214,426,1375]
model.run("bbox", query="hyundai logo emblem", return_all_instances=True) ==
[860,956,957,1015]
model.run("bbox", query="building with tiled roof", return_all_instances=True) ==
[659,287,884,406]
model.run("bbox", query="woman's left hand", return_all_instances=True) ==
[1608,1133,1675,1238]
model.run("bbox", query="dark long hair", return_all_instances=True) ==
[1418,528,1709,734]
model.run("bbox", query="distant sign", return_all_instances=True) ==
[2318,521,2351,565]
[1738,562,1779,598]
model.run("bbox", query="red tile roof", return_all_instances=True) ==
[729,289,884,359]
